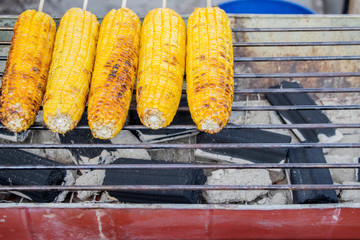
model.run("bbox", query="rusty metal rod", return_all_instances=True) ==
[3,26,360,32]
[2,71,360,79]
[2,41,360,47]
[1,163,360,170]
[0,143,358,149]
[3,56,360,62]
[176,105,360,111]
[5,123,360,131]
[1,184,360,191]
[231,27,360,32]
[233,87,360,94]
[24,104,360,112]
[234,72,360,78]
[234,55,360,62]
[233,41,360,47]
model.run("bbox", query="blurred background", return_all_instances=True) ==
[0,0,359,17]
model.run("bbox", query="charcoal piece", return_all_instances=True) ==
[288,147,338,204]
[265,81,342,143]
[59,111,112,160]
[0,149,66,202]
[130,97,198,143]
[196,127,291,164]
[358,158,360,182]
[103,158,206,203]
[0,129,29,142]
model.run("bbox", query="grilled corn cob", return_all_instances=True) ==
[186,7,234,134]
[88,8,141,139]
[0,10,56,132]
[136,8,186,129]
[43,8,99,133]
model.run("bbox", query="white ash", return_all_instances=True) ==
[230,100,294,137]
[72,130,151,200]
[230,100,300,146]
[100,191,119,203]
[325,155,358,184]
[340,182,360,203]
[204,169,272,204]
[270,192,289,205]
[55,170,76,203]
[110,130,151,160]
[195,149,286,185]
[321,97,360,158]
[251,190,290,205]
[0,130,29,142]
[325,132,360,161]
[75,170,105,201]
[24,129,74,164]
[269,170,286,184]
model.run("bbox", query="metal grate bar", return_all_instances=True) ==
[177,105,360,111]
[1,184,360,191]
[2,26,360,32]
[18,104,360,112]
[0,27,14,31]
[1,163,360,170]
[234,72,360,78]
[4,123,360,131]
[0,143,358,149]
[232,27,360,32]
[233,41,360,47]
[2,72,360,79]
[233,87,360,94]
[2,41,360,47]
[235,55,360,62]
[3,56,360,62]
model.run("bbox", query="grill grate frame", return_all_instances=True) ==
[0,22,359,195]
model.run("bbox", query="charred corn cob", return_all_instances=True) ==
[186,7,234,134]
[43,8,99,133]
[88,8,141,139]
[0,10,56,132]
[136,8,186,129]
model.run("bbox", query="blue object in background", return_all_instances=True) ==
[217,0,316,14]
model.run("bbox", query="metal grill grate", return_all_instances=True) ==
[0,17,359,196]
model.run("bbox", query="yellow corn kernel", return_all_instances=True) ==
[136,8,186,129]
[0,10,56,132]
[186,7,234,134]
[43,8,99,133]
[88,8,141,139]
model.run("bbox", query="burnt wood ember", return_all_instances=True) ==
[265,81,342,143]
[103,158,206,203]
[196,127,291,164]
[289,147,338,204]
[130,97,198,143]
[0,149,66,202]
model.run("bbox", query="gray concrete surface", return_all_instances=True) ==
[0,0,346,17]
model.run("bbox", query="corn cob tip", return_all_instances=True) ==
[141,109,166,130]
[91,121,116,139]
[199,119,222,134]
[1,108,27,133]
[45,113,74,133]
